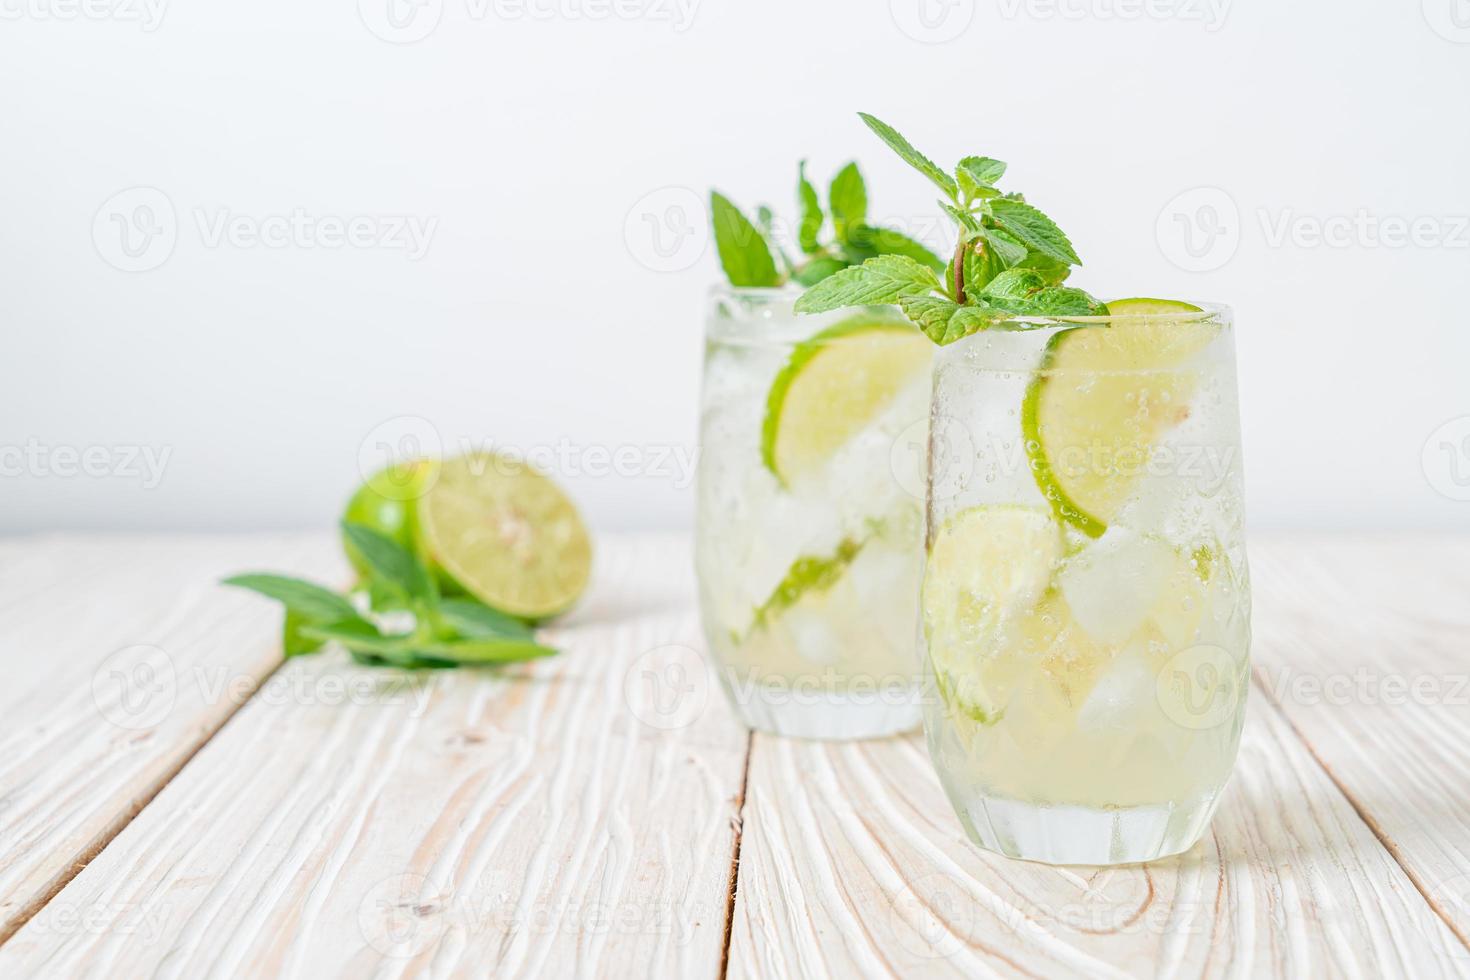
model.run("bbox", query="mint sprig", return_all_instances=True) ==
[798,113,1107,345]
[223,523,557,670]
[710,160,944,290]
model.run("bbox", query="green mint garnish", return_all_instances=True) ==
[223,523,558,671]
[710,191,781,287]
[710,160,943,290]
[794,254,940,313]
[798,113,1107,345]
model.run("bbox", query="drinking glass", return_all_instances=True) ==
[695,286,931,739]
[921,303,1250,864]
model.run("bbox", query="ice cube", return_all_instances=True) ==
[1058,528,1175,645]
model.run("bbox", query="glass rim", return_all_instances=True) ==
[707,284,1230,319]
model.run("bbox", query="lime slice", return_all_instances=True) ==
[923,505,1063,723]
[1022,297,1216,537]
[761,315,931,486]
[416,453,592,619]
[342,459,438,577]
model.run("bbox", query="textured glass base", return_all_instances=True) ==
[947,788,1223,866]
[718,679,922,740]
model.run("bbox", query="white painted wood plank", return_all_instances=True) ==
[0,533,343,942]
[0,534,749,979]
[729,685,1470,978]
[1250,535,1470,952]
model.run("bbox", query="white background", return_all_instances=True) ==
[3,0,1469,534]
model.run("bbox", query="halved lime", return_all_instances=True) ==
[923,505,1063,723]
[1022,297,1216,537]
[761,315,931,486]
[342,459,438,577]
[416,453,592,620]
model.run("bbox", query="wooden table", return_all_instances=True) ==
[0,532,1466,977]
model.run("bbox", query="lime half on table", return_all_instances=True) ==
[417,453,592,620]
[1022,297,1217,538]
[761,314,931,486]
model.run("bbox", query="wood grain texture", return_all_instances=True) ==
[1250,535,1470,952]
[728,694,1470,977]
[0,533,341,943]
[0,534,749,979]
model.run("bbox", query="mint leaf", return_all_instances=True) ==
[223,573,361,624]
[829,162,867,244]
[793,256,847,286]
[793,254,940,314]
[981,270,1104,316]
[963,243,1002,296]
[1013,251,1071,285]
[341,522,434,602]
[982,227,1028,267]
[797,162,823,254]
[1023,287,1106,316]
[956,156,1006,198]
[899,295,997,345]
[848,225,944,272]
[939,201,981,234]
[710,191,781,287]
[858,112,958,199]
[284,610,327,657]
[989,199,1081,266]
[981,268,1050,306]
[418,637,558,664]
[437,597,535,640]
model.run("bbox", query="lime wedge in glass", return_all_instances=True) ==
[417,453,592,620]
[922,505,1063,723]
[1022,297,1216,537]
[761,314,930,486]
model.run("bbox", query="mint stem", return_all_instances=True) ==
[951,239,969,303]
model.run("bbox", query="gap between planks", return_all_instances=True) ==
[719,729,756,980]
[1251,662,1470,958]
[0,652,293,950]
